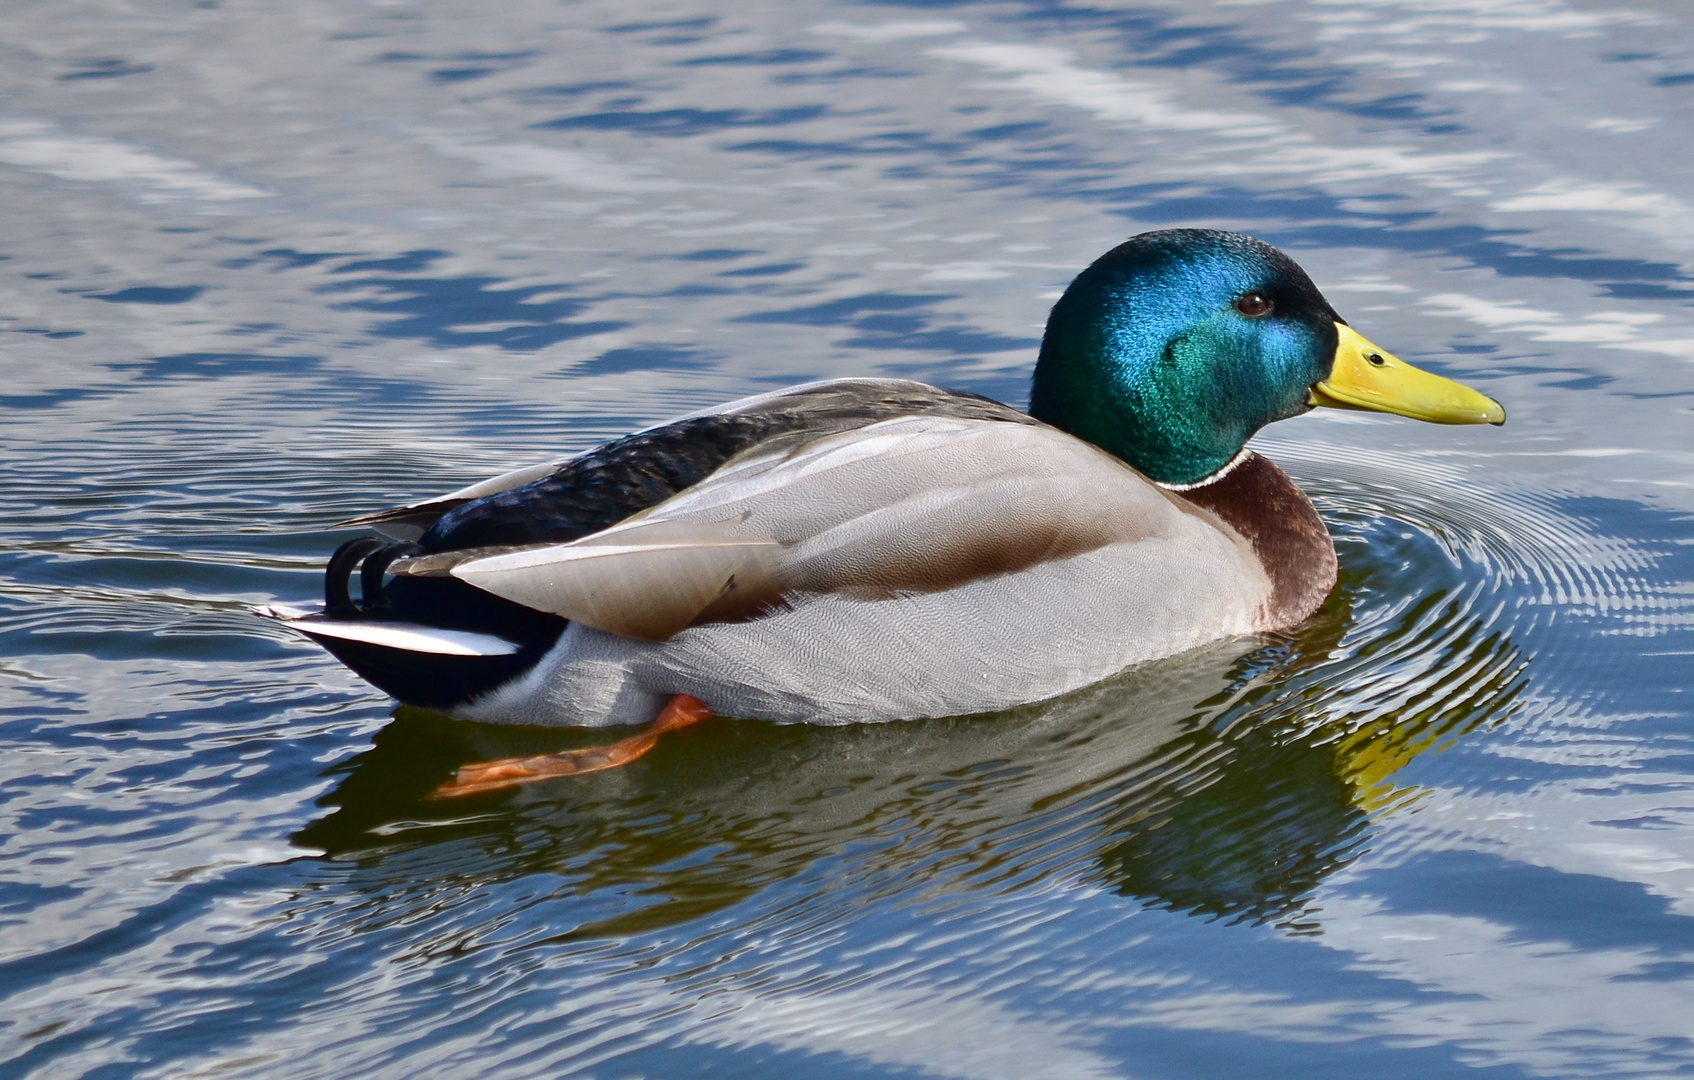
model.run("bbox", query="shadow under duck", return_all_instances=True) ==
[258,229,1503,793]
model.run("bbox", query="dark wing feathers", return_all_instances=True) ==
[419,414,792,552]
[335,460,566,539]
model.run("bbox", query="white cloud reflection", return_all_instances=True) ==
[1424,293,1694,360]
[929,44,1506,192]
[0,118,271,203]
[422,136,688,194]
[813,20,968,42]
[686,980,1126,1080]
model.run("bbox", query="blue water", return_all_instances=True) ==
[3,1,1693,1076]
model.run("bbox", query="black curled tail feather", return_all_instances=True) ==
[325,537,419,617]
[360,541,422,613]
[321,535,567,641]
[325,537,385,616]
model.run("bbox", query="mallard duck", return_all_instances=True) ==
[259,229,1502,795]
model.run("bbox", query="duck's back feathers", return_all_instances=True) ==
[412,412,1222,644]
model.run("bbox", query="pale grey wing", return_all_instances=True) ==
[335,458,573,539]
[450,519,782,642]
[439,415,1246,641]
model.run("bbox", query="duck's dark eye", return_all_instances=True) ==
[1235,291,1273,318]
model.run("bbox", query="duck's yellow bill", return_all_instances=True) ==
[1310,323,1505,425]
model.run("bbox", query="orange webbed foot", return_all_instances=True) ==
[432,694,711,798]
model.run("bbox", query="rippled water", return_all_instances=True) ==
[4,0,1694,1076]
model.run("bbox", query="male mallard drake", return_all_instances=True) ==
[260,230,1502,793]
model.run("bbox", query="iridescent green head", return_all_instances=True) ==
[1030,230,1343,486]
[1031,229,1504,486]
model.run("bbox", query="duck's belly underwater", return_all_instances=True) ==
[452,539,1269,727]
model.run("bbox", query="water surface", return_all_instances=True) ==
[3,0,1693,1076]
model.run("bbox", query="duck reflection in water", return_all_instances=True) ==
[296,535,1527,936]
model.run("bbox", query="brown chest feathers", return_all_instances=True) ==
[1173,452,1337,632]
